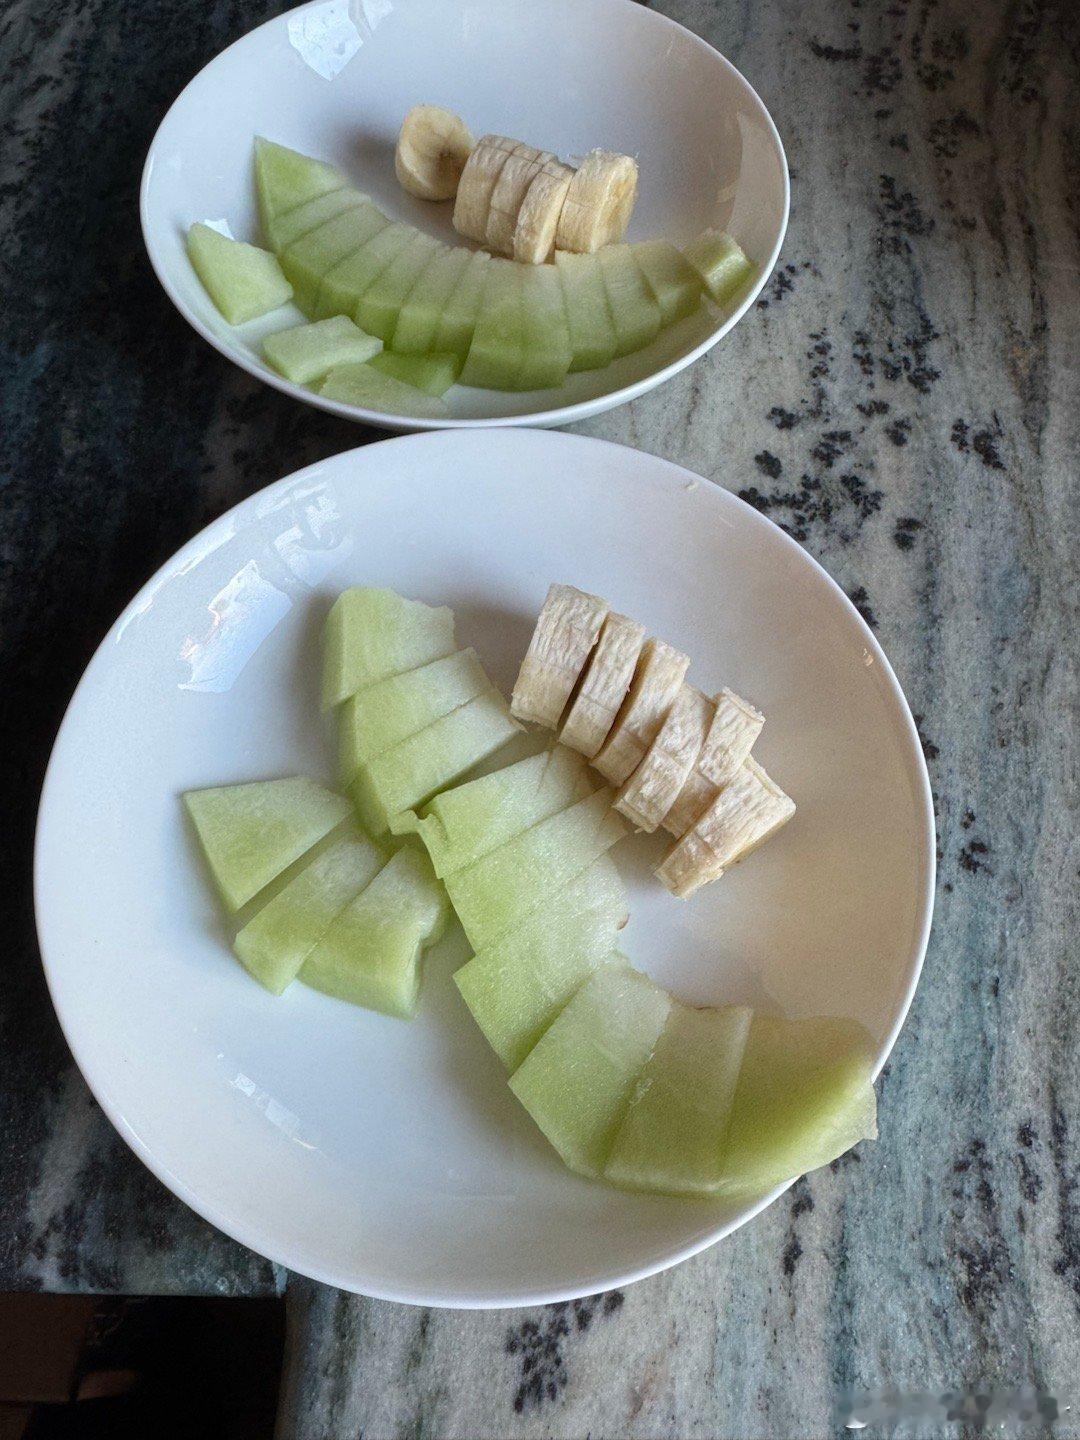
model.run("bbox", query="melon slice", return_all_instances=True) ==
[632,240,704,326]
[266,188,366,255]
[509,967,672,1177]
[518,263,572,390]
[349,690,521,835]
[263,316,382,385]
[369,350,461,397]
[337,648,490,784]
[459,259,524,390]
[254,138,346,239]
[299,845,449,1017]
[322,587,456,710]
[279,205,391,315]
[393,746,592,878]
[233,830,386,994]
[183,777,351,911]
[604,1002,752,1194]
[187,224,293,325]
[554,251,617,373]
[443,787,627,951]
[356,233,445,342]
[313,220,412,322]
[432,251,492,361]
[684,231,754,306]
[454,857,628,1068]
[598,244,662,357]
[319,363,451,419]
[390,247,472,354]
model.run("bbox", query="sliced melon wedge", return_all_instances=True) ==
[355,233,445,342]
[391,247,472,355]
[684,230,754,306]
[554,251,617,373]
[369,350,461,397]
[187,224,293,325]
[322,587,456,710]
[432,251,492,361]
[266,188,366,255]
[598,244,662,357]
[518,263,572,390]
[280,206,390,315]
[263,316,382,385]
[319,363,451,418]
[632,239,704,326]
[314,220,412,322]
[459,259,524,390]
[254,138,346,240]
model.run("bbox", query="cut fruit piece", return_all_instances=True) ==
[254,138,346,239]
[187,224,293,325]
[554,251,617,373]
[265,187,365,255]
[560,611,645,758]
[518,263,572,390]
[393,745,592,878]
[444,786,626,951]
[615,684,714,833]
[664,688,765,837]
[555,150,638,254]
[514,158,575,264]
[598,244,662,357]
[656,757,795,899]
[322,587,456,710]
[355,233,445,342]
[349,690,521,835]
[718,1015,877,1193]
[509,967,671,1177]
[278,205,386,314]
[395,104,474,201]
[263,316,382,385]
[183,777,351,912]
[452,134,517,242]
[511,583,609,728]
[604,1002,752,1195]
[369,349,462,397]
[454,858,628,1069]
[432,250,492,361]
[684,230,754,305]
[391,247,472,354]
[314,220,412,323]
[592,638,690,785]
[319,363,451,419]
[632,239,705,326]
[459,259,525,390]
[337,648,491,784]
[487,143,549,256]
[233,831,386,994]
[299,845,449,1017]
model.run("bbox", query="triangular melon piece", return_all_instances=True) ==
[369,350,461,397]
[632,240,704,326]
[509,967,672,1177]
[554,251,617,373]
[319,363,451,419]
[598,243,662,357]
[183,777,351,911]
[454,857,628,1068]
[254,138,346,240]
[391,247,472,354]
[280,205,392,316]
[459,259,525,390]
[517,263,572,390]
[312,219,409,320]
[321,587,456,710]
[187,224,293,325]
[604,1002,752,1194]
[265,188,366,255]
[432,250,492,361]
[263,315,381,385]
[356,233,445,342]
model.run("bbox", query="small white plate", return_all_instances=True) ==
[35,431,933,1307]
[140,0,788,430]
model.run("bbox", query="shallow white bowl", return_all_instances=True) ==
[35,431,933,1307]
[140,0,788,430]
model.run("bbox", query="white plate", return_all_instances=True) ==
[35,431,933,1307]
[140,0,788,431]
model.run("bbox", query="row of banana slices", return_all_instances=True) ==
[509,585,795,897]
[395,106,638,263]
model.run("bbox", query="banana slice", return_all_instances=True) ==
[511,584,609,727]
[395,105,476,201]
[555,150,638,254]
[453,135,518,242]
[486,143,552,256]
[664,688,765,837]
[592,638,689,785]
[560,612,646,757]
[656,758,795,899]
[514,158,576,264]
[614,685,713,832]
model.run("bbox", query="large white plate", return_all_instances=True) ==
[35,431,933,1307]
[140,0,788,430]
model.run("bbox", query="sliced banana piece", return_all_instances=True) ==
[555,149,638,254]
[453,135,517,242]
[592,637,690,785]
[511,584,609,728]
[514,158,576,264]
[486,143,551,256]
[560,612,646,758]
[395,105,476,201]
[664,688,765,837]
[614,685,714,832]
[656,758,795,899]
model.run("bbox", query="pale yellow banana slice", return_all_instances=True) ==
[560,612,646,758]
[511,583,609,727]
[395,105,475,201]
[664,688,766,837]
[514,158,576,264]
[452,134,518,242]
[592,637,690,785]
[614,685,714,832]
[555,149,638,254]
[656,758,795,899]
[486,143,552,256]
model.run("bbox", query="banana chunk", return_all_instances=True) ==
[656,758,795,899]
[560,612,646,758]
[511,584,609,728]
[395,105,475,201]
[664,688,765,837]
[514,158,576,264]
[453,135,518,242]
[555,149,638,254]
[592,637,689,785]
[487,143,552,256]
[615,685,713,832]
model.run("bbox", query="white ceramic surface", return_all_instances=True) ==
[35,431,933,1307]
[140,0,788,430]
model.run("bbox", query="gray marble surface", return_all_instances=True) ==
[1,0,1077,1433]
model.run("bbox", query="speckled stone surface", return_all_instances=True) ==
[1,0,1077,1433]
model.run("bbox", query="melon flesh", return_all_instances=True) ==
[518,263,572,390]
[321,587,456,710]
[266,188,365,255]
[432,251,492,361]
[299,845,448,1017]
[598,244,662,357]
[320,363,451,419]
[632,240,704,326]
[684,230,754,305]
[183,777,351,911]
[263,316,382,385]
[391,247,472,355]
[454,857,628,1068]
[355,233,445,342]
[313,220,411,322]
[279,205,388,314]
[233,831,386,994]
[255,139,345,239]
[459,259,524,390]
[187,224,293,325]
[509,967,672,1176]
[369,350,461,397]
[604,1002,752,1194]
[306,204,390,319]
[555,251,617,372]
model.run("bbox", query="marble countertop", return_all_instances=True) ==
[2,0,1077,1433]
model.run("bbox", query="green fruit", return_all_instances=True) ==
[313,220,412,322]
[254,138,345,240]
[509,967,672,1176]
[517,263,572,390]
[183,777,351,911]
[683,230,754,305]
[186,224,293,325]
[390,248,472,355]
[459,259,524,390]
[321,587,456,710]
[454,857,628,1068]
[369,349,462,397]
[554,251,617,372]
[597,243,661,356]
[319,363,451,419]
[233,831,386,994]
[299,845,449,1017]
[263,316,382,385]
[632,239,704,326]
[604,1002,752,1194]
[432,251,492,361]
[280,206,389,314]
[355,233,445,342]
[265,188,366,255]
